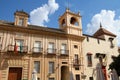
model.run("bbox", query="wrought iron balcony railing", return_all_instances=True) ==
[60,49,69,56]
[7,45,28,53]
[32,47,43,54]
[47,48,57,54]
[73,59,81,67]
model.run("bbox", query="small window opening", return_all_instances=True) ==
[74,45,78,49]
[70,17,79,26]
[61,19,66,26]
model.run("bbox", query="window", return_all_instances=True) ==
[34,41,41,52]
[61,19,66,26]
[70,17,79,26]
[34,61,40,73]
[18,18,24,26]
[75,54,79,64]
[87,54,92,67]
[48,42,54,53]
[76,74,80,80]
[37,78,40,80]
[15,39,24,52]
[109,38,114,48]
[75,67,79,70]
[49,62,54,73]
[89,77,93,80]
[97,39,100,44]
[61,44,66,54]
[87,37,89,42]
[74,45,78,49]
[49,78,54,80]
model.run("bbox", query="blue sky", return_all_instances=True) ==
[0,0,120,45]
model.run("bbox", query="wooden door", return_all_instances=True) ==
[8,67,22,80]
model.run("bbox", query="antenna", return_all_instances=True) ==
[66,0,70,10]
[100,22,102,28]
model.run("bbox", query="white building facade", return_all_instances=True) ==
[83,25,119,80]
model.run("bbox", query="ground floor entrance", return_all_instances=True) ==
[61,66,69,80]
[8,67,22,80]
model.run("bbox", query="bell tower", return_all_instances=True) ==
[59,8,83,36]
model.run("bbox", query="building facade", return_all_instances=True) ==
[0,9,119,80]
[0,9,85,80]
[83,25,119,80]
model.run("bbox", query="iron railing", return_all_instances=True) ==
[7,45,28,53]
[32,47,43,54]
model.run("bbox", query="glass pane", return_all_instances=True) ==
[49,62,54,73]
[34,61,40,73]
[61,44,66,54]
[34,41,41,52]
[48,43,54,53]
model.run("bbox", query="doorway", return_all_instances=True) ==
[61,66,69,80]
[8,67,22,80]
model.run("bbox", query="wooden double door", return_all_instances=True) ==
[8,67,22,80]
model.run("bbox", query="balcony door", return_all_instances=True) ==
[48,43,54,53]
[34,41,41,53]
[16,40,24,52]
[61,44,66,54]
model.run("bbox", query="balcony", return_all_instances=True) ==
[32,47,43,54]
[60,49,69,56]
[73,59,81,67]
[7,45,28,54]
[47,48,57,55]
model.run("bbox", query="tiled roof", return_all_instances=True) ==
[28,25,65,34]
[93,27,116,37]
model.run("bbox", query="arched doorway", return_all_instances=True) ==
[61,66,69,80]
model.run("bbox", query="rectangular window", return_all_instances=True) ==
[74,45,78,49]
[34,61,40,73]
[49,78,54,80]
[87,54,92,67]
[89,77,93,80]
[76,74,80,80]
[61,44,66,54]
[15,39,24,52]
[87,37,89,42]
[75,67,79,70]
[97,39,100,44]
[48,42,54,53]
[34,41,41,52]
[75,54,79,64]
[18,18,24,26]
[49,62,54,73]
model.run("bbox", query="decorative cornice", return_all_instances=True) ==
[0,24,85,41]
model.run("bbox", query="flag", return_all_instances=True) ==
[19,43,23,53]
[14,41,18,53]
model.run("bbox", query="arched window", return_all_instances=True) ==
[61,19,66,26]
[70,17,79,26]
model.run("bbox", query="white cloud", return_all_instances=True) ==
[30,0,59,26]
[86,10,120,45]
